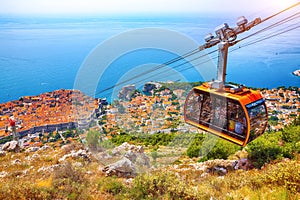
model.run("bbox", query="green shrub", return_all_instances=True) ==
[187,134,240,160]
[247,132,283,168]
[186,134,205,158]
[262,160,300,193]
[205,139,241,160]
[86,130,101,151]
[97,176,125,195]
[282,126,300,144]
[247,125,300,168]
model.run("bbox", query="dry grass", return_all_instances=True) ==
[0,140,299,200]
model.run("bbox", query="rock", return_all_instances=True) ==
[38,164,63,173]
[12,159,21,165]
[95,152,112,160]
[136,153,151,168]
[0,171,8,178]
[0,151,6,157]
[73,162,83,168]
[111,142,131,155]
[25,146,40,153]
[103,157,137,178]
[39,145,51,151]
[86,171,93,175]
[26,154,40,162]
[112,143,150,168]
[59,149,91,163]
[124,150,137,162]
[112,142,145,155]
[212,166,227,176]
[2,141,20,152]
[125,178,134,185]
[124,150,151,168]
[136,146,144,153]
[61,144,75,153]
[233,158,252,170]
[100,143,151,177]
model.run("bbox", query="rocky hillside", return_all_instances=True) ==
[0,130,299,200]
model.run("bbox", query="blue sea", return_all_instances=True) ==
[0,14,299,103]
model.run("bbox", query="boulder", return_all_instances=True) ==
[2,141,20,152]
[103,157,137,178]
[101,143,151,178]
[124,150,150,168]
[39,145,51,151]
[25,147,40,153]
[12,159,21,165]
[38,164,63,173]
[0,171,8,178]
[25,153,40,162]
[59,149,91,163]
[94,152,113,162]
[0,151,6,157]
[111,142,131,155]
[233,158,252,170]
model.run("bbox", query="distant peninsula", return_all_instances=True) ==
[292,69,300,77]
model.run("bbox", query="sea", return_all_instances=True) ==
[0,13,299,103]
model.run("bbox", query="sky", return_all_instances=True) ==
[0,0,299,16]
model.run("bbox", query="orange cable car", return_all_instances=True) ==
[184,17,268,146]
[184,83,268,146]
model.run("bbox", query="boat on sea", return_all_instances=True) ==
[292,69,300,77]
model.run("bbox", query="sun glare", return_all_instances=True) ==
[273,0,299,10]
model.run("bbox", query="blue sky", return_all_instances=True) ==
[0,0,299,16]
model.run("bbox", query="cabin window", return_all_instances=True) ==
[185,89,247,140]
[246,99,268,142]
[227,99,247,139]
[185,91,203,123]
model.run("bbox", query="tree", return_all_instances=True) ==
[151,150,158,165]
[86,130,100,151]
[186,134,205,158]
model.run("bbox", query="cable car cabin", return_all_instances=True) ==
[184,83,268,146]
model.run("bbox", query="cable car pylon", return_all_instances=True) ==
[200,16,261,88]
[184,16,269,146]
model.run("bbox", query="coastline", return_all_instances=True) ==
[1,84,299,140]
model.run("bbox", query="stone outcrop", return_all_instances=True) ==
[101,142,150,178]
[59,149,91,163]
[0,171,8,178]
[38,164,63,173]
[25,153,40,162]
[25,146,40,153]
[12,159,22,165]
[103,157,137,178]
[2,141,20,152]
[171,158,252,177]
[0,151,6,157]
[233,158,252,170]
